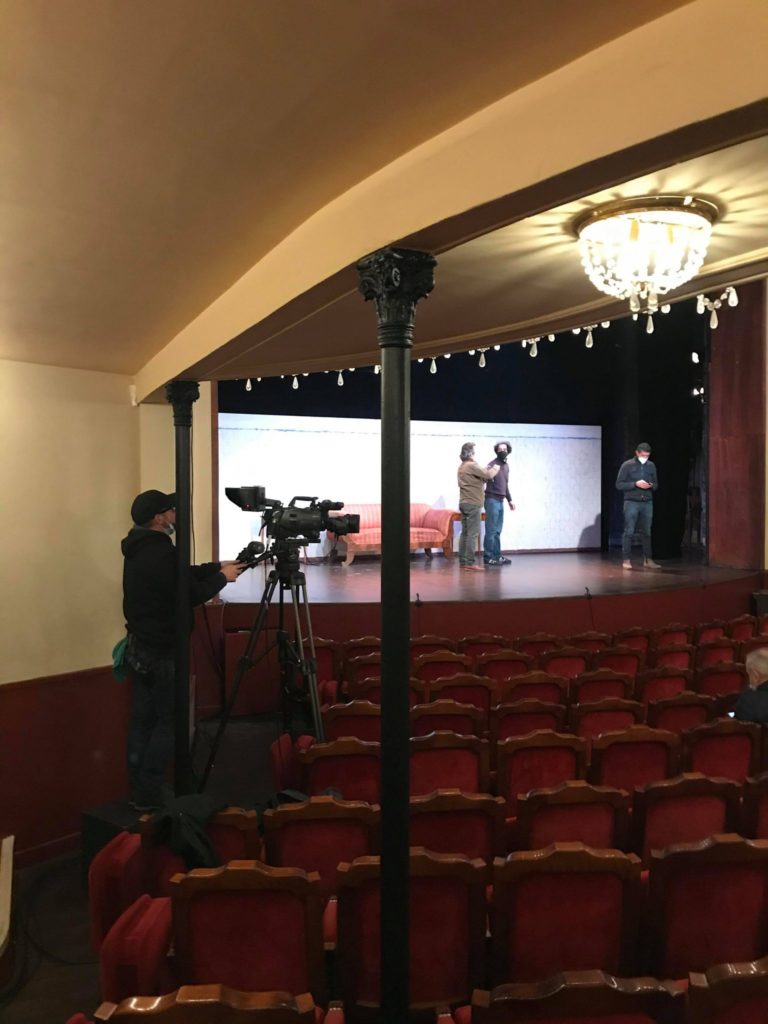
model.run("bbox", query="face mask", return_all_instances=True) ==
[496,448,509,462]
[638,455,649,464]
[163,523,175,536]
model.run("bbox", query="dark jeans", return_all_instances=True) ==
[483,496,504,562]
[622,500,653,558]
[126,641,175,805]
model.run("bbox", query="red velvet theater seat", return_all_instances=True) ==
[647,833,768,978]
[592,645,645,679]
[538,646,593,680]
[652,644,696,671]
[631,773,741,866]
[336,848,486,1018]
[99,894,174,1003]
[412,650,473,683]
[694,619,727,645]
[688,956,768,1024]
[515,780,630,852]
[726,613,758,641]
[138,807,262,898]
[695,661,748,701]
[682,718,761,783]
[588,726,679,792]
[345,675,426,707]
[613,626,654,654]
[410,699,485,738]
[172,861,326,1002]
[408,790,506,872]
[490,701,567,746]
[410,634,457,663]
[495,732,587,817]
[453,971,685,1023]
[634,667,694,705]
[90,987,344,1022]
[343,653,382,689]
[512,633,561,660]
[88,831,143,953]
[408,732,490,796]
[497,672,569,706]
[490,844,642,983]
[321,701,381,743]
[262,796,379,902]
[458,633,508,662]
[427,674,498,728]
[652,623,693,648]
[646,692,716,733]
[570,669,633,704]
[569,698,645,746]
[298,738,381,803]
[696,638,740,669]
[567,631,613,654]
[476,649,535,685]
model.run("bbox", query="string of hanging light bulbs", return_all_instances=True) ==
[240,284,738,391]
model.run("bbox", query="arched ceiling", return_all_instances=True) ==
[1,0,766,400]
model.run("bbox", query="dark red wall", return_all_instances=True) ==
[0,667,131,866]
[708,280,766,568]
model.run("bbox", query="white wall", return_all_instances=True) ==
[0,360,138,683]
[218,413,601,558]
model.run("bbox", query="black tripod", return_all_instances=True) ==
[199,538,324,791]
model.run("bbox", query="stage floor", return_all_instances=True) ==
[222,551,758,605]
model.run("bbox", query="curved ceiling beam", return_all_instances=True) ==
[135,0,768,401]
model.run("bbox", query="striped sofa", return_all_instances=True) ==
[328,503,458,566]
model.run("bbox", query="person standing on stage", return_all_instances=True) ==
[457,442,499,572]
[121,489,245,810]
[615,442,661,570]
[484,440,515,566]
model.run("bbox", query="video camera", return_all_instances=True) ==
[226,486,360,544]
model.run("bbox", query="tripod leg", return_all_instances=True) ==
[198,573,279,791]
[292,581,325,742]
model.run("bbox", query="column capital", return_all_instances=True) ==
[165,380,200,427]
[357,247,436,346]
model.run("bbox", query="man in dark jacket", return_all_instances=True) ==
[122,489,244,810]
[734,648,768,724]
[615,442,661,571]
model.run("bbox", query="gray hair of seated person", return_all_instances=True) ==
[460,442,475,462]
[745,647,768,687]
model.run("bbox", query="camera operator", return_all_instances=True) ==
[121,489,246,811]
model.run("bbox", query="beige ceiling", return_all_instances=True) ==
[190,134,768,382]
[1,0,701,377]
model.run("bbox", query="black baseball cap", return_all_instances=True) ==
[131,489,176,525]
[636,442,652,453]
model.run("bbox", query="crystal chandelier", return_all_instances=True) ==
[575,195,719,331]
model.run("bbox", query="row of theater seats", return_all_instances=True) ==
[94,836,768,1015]
[279,718,768,806]
[65,961,768,1021]
[337,663,748,710]
[320,685,743,747]
[340,640,754,691]
[306,614,768,676]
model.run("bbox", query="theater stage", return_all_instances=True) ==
[218,552,763,641]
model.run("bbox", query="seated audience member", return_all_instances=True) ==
[734,647,768,723]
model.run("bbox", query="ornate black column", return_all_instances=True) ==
[357,247,436,1023]
[165,379,200,794]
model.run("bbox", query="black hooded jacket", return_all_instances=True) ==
[121,528,226,652]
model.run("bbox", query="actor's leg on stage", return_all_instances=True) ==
[483,497,503,564]
[622,501,640,569]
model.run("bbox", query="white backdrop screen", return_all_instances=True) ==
[218,413,601,558]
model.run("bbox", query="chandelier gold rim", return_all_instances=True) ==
[573,195,720,237]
